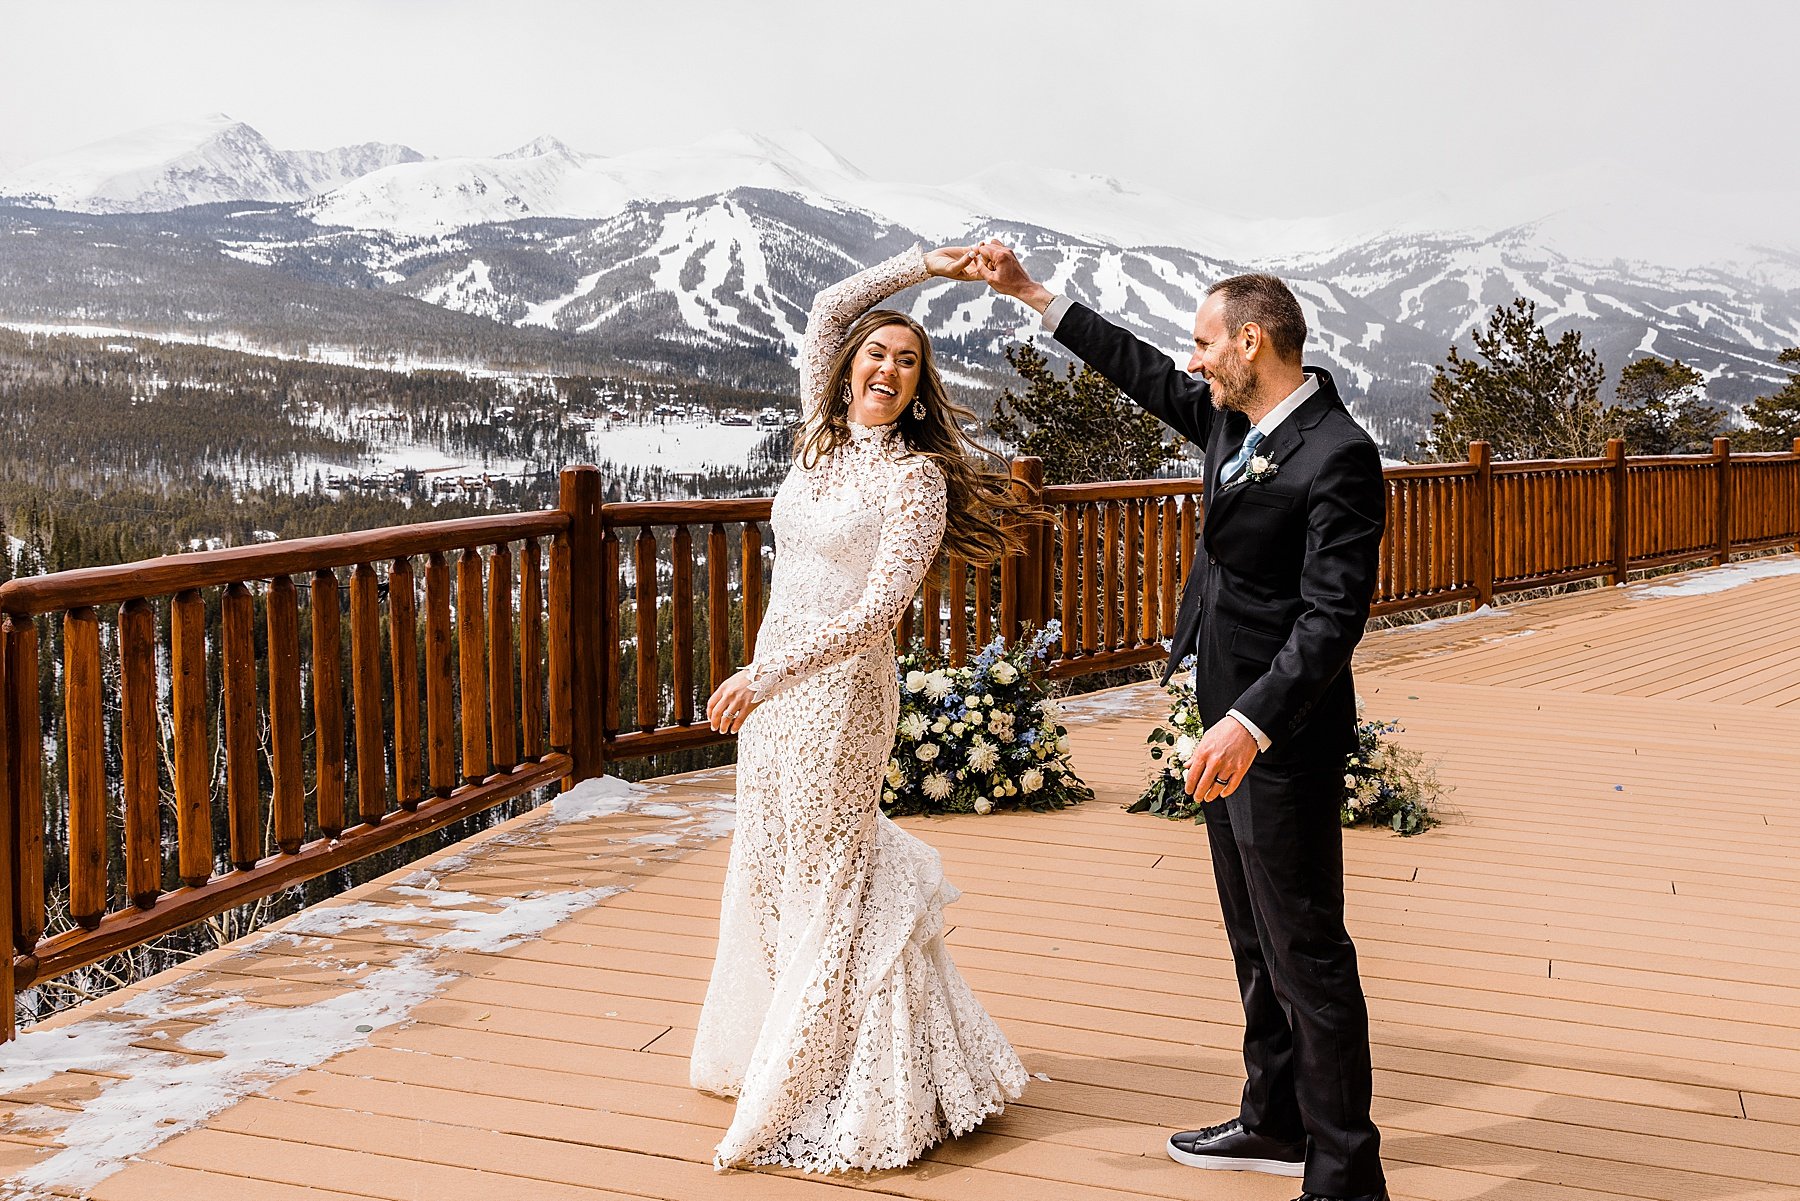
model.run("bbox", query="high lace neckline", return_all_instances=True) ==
[847,418,903,447]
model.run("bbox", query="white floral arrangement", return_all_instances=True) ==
[883,622,1093,817]
[1130,665,1444,835]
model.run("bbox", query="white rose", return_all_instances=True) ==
[886,761,906,787]
[1344,774,1356,789]
[991,662,1018,685]
[973,797,994,815]
[905,670,929,693]
[967,710,984,725]
[882,789,895,803]
[915,743,939,762]
[983,693,995,705]
[1172,734,1198,764]
[933,717,949,733]
[1021,768,1045,793]
[1250,454,1271,474]
[922,773,952,800]
[964,694,980,707]
[1056,735,1071,755]
[951,722,966,736]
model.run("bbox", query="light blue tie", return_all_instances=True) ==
[1221,427,1266,485]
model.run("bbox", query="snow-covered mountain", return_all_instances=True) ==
[2,116,1797,454]
[0,114,423,212]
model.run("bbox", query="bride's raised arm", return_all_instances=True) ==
[799,244,976,421]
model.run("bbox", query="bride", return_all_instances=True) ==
[689,243,1032,1173]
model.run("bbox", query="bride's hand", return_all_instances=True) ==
[924,245,982,281]
[706,669,761,735]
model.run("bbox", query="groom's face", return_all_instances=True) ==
[1189,294,1255,413]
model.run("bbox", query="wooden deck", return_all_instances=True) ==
[4,555,1800,1200]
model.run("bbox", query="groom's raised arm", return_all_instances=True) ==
[1051,304,1214,447]
[977,241,1215,447]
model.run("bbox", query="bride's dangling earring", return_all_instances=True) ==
[911,398,927,421]
[840,381,853,412]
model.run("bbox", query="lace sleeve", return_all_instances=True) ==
[746,458,947,702]
[799,244,930,422]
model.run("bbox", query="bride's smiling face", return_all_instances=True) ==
[846,324,922,426]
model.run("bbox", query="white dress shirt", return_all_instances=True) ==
[1040,294,1317,755]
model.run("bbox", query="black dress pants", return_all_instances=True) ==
[1204,751,1384,1197]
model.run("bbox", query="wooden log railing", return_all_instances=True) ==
[0,492,595,1042]
[5,441,1800,1039]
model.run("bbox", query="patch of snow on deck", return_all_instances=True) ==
[1630,556,1800,599]
[1055,682,1167,721]
[0,957,450,1195]
[547,773,651,823]
[1390,603,1511,633]
[276,886,622,953]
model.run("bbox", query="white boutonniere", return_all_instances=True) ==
[1245,455,1278,484]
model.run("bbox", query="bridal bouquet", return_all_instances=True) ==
[882,622,1092,817]
[1130,668,1444,835]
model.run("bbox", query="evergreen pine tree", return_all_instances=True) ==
[1422,298,1611,462]
[1738,348,1800,451]
[988,343,1183,485]
[1614,356,1721,454]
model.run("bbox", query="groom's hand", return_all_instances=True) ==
[1185,719,1258,802]
[974,240,1054,314]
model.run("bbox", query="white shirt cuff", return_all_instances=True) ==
[1226,709,1272,753]
[1041,293,1074,334]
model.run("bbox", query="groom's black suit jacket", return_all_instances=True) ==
[1054,303,1386,763]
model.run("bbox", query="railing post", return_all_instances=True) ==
[1714,436,1732,566]
[560,466,606,783]
[1785,437,1800,550]
[0,615,13,1044]
[1607,437,1630,585]
[1001,457,1046,641]
[1468,442,1494,607]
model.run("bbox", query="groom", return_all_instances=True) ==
[978,243,1388,1201]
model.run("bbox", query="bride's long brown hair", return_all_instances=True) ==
[796,309,1032,568]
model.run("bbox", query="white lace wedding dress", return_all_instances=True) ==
[689,246,1027,1173]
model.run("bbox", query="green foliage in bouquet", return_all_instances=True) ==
[882,622,1093,817]
[1129,672,1445,835]
[1129,674,1207,820]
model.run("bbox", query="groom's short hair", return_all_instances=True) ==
[1207,274,1307,363]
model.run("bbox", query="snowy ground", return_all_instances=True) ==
[590,418,773,473]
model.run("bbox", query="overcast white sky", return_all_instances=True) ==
[2,0,1795,219]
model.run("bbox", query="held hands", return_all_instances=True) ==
[1184,717,1259,803]
[924,245,983,280]
[927,242,1053,312]
[972,240,1054,312]
[706,669,761,736]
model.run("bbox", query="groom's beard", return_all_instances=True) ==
[1206,351,1256,414]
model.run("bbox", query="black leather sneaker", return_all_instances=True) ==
[1165,1118,1305,1176]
